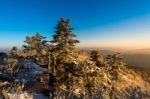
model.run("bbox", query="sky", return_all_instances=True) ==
[0,0,150,50]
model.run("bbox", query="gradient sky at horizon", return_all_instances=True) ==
[0,0,150,50]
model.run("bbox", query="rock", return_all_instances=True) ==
[15,60,47,84]
[8,92,49,99]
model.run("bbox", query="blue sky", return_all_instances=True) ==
[0,0,150,50]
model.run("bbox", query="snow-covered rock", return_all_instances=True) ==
[8,92,49,99]
[15,60,47,84]
[8,92,32,99]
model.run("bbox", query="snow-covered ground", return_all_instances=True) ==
[15,60,47,84]
[8,60,49,99]
[8,92,49,99]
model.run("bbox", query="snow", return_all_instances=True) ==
[7,61,49,99]
[15,60,47,84]
[74,89,80,95]
[8,92,49,99]
[90,68,95,72]
[8,92,32,99]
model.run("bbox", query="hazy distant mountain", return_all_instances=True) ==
[81,48,150,69]
[97,48,150,69]
[99,49,118,55]
[125,48,150,54]
[0,52,7,65]
[123,54,150,69]
[118,48,150,69]
[0,48,10,53]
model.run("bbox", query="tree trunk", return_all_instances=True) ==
[49,73,56,99]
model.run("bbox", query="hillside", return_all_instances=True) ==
[123,54,150,69]
[77,50,150,98]
[0,49,150,99]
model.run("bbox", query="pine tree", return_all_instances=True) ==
[4,57,19,81]
[51,17,79,47]
[90,50,104,67]
[49,17,80,98]
[11,46,21,57]
[51,17,79,63]
[23,33,49,66]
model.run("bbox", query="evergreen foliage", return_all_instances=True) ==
[48,18,81,98]
[23,33,50,65]
[90,50,105,67]
[51,17,79,63]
